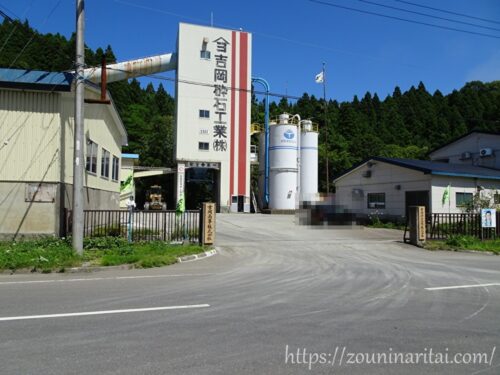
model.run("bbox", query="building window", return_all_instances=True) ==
[200,50,211,59]
[199,109,210,118]
[198,142,209,151]
[86,140,98,174]
[494,193,500,205]
[456,192,473,207]
[367,193,386,209]
[101,149,110,178]
[112,156,119,181]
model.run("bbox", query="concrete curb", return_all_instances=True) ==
[2,248,218,275]
[177,248,218,263]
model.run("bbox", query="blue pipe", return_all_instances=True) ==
[251,77,270,207]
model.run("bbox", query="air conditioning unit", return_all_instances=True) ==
[362,170,372,178]
[460,152,472,160]
[480,148,493,157]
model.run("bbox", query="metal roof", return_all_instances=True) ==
[427,130,500,156]
[0,68,74,92]
[334,157,500,182]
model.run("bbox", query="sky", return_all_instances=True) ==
[2,0,499,103]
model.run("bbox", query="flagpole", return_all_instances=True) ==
[448,182,451,215]
[322,62,329,194]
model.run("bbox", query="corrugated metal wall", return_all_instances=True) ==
[0,89,61,182]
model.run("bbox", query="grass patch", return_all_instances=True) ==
[0,237,206,272]
[425,235,500,255]
[0,237,80,272]
[366,216,405,230]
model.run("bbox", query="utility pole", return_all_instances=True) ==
[72,0,85,254]
[322,62,329,194]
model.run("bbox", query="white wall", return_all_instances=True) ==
[60,89,124,195]
[334,161,431,218]
[431,175,500,213]
[175,23,252,211]
[429,133,500,169]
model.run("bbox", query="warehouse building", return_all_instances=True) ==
[334,157,500,220]
[0,68,127,239]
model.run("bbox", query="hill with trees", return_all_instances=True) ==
[1,19,499,191]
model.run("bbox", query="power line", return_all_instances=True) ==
[0,9,14,23]
[0,0,35,55]
[308,0,500,40]
[105,66,301,100]
[395,0,500,26]
[0,2,20,20]
[8,0,62,69]
[359,0,500,33]
[111,0,425,70]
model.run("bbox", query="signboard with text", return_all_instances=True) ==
[202,202,216,245]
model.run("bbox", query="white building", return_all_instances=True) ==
[175,23,252,213]
[0,68,127,239]
[333,157,500,220]
[429,131,500,169]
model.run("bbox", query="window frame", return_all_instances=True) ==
[494,193,500,205]
[367,192,386,209]
[200,50,211,59]
[101,148,110,179]
[86,140,98,174]
[198,142,209,151]
[456,192,473,207]
[111,155,120,181]
[199,109,210,119]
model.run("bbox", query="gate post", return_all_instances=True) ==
[409,205,426,246]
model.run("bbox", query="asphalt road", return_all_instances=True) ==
[0,214,499,374]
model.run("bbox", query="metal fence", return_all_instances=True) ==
[428,212,500,240]
[66,209,201,243]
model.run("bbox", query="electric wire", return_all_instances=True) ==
[395,0,500,25]
[0,2,20,20]
[359,0,500,33]
[111,0,424,70]
[0,0,35,55]
[104,66,301,100]
[8,0,62,69]
[308,0,500,40]
[0,9,13,23]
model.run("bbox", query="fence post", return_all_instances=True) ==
[127,206,133,243]
[408,206,426,246]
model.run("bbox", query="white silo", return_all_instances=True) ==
[300,120,319,201]
[269,113,298,209]
[258,130,265,209]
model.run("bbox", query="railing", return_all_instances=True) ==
[428,212,500,240]
[67,210,201,243]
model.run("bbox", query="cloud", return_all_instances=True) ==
[466,51,500,82]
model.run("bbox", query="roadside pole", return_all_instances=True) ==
[322,62,329,194]
[72,0,85,254]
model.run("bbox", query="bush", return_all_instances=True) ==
[83,236,128,250]
[446,235,479,248]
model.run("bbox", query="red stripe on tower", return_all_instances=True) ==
[229,31,236,197]
[238,32,248,195]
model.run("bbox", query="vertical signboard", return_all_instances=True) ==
[418,206,426,241]
[213,37,229,153]
[202,202,216,245]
